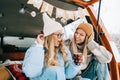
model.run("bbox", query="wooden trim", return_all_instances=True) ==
[119,63,120,77]
[66,0,99,7]
[2,52,25,60]
[86,6,120,80]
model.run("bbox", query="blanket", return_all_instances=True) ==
[6,64,29,80]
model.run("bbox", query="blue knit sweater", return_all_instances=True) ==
[22,42,82,80]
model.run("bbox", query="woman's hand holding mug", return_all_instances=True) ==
[73,52,83,65]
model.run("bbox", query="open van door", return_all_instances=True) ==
[63,0,120,80]
[0,0,120,80]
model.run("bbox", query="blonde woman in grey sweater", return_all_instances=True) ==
[69,23,112,80]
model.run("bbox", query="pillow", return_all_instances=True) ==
[0,66,11,80]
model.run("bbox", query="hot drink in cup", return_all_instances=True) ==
[73,52,83,65]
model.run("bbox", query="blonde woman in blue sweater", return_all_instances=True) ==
[22,13,82,80]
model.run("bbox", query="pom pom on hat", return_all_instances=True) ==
[42,13,63,36]
[77,23,93,37]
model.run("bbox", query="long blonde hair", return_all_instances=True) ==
[70,35,88,63]
[44,34,69,67]
[70,23,94,63]
[70,27,94,63]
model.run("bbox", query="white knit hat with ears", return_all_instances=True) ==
[42,13,63,37]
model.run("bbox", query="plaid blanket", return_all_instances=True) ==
[6,64,29,80]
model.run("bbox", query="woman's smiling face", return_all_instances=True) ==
[52,30,63,47]
[74,29,86,44]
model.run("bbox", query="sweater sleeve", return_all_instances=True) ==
[65,47,82,79]
[22,42,45,78]
[87,40,112,63]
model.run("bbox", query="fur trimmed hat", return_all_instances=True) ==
[77,23,93,37]
[42,13,63,36]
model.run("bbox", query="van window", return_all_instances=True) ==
[3,36,36,52]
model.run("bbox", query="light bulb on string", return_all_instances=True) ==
[30,11,36,17]
[19,3,26,14]
[19,8,25,14]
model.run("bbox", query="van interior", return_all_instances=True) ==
[0,0,120,80]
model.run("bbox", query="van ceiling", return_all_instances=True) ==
[0,0,78,37]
